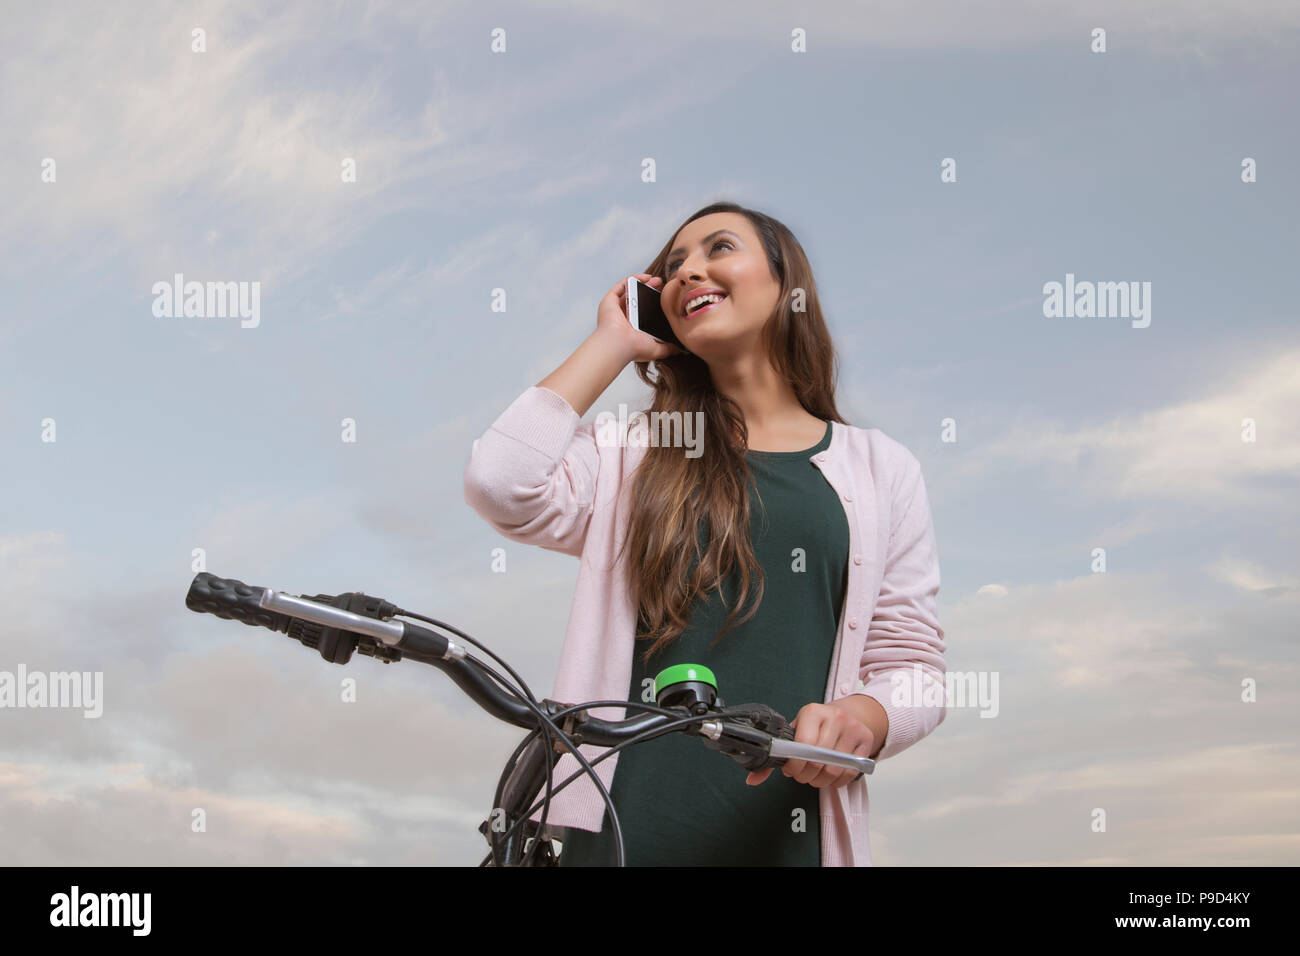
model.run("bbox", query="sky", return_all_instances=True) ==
[1,0,1297,867]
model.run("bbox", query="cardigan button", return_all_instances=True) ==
[844,493,853,502]
[848,618,858,629]
[853,554,862,565]
[816,453,827,462]
[840,681,852,695]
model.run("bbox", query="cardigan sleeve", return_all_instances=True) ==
[462,385,600,559]
[856,449,947,761]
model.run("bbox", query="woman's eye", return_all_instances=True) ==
[667,238,733,275]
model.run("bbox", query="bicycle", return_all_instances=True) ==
[184,572,875,866]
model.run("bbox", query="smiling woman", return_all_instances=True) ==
[463,200,946,867]
[622,203,844,663]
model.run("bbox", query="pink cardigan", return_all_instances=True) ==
[462,385,946,866]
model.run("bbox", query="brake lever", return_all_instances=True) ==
[695,705,875,777]
[768,738,875,777]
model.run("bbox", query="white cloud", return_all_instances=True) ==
[901,742,1296,821]
[954,347,1300,506]
[0,531,69,593]
[0,1,453,288]
[948,570,1218,689]
[194,490,352,571]
[1206,555,1300,597]
[890,742,1300,865]
[868,561,1300,863]
[1086,508,1162,548]
[0,758,367,864]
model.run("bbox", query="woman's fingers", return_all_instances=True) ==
[805,721,852,789]
[785,712,826,785]
[784,708,865,789]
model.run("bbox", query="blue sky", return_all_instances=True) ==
[1,0,1297,865]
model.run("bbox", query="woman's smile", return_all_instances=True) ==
[684,295,727,319]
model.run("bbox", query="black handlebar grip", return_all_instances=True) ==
[185,572,294,633]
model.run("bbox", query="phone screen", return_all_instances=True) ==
[627,278,688,351]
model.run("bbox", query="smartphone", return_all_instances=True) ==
[626,277,688,352]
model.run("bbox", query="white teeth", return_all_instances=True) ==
[685,293,724,314]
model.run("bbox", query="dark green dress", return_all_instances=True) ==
[558,420,849,866]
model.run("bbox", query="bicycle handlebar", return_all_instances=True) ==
[184,571,876,863]
[186,572,689,745]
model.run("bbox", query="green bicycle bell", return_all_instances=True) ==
[653,663,718,713]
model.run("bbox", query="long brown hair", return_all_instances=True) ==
[615,202,848,665]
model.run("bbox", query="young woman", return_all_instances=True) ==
[463,202,946,866]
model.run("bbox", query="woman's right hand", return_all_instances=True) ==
[596,273,685,364]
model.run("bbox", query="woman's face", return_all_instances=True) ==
[662,212,781,360]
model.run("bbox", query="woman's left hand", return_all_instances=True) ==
[744,700,875,790]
